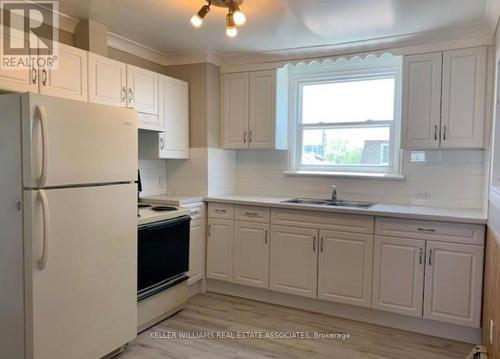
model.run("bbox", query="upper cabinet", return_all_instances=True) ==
[222,72,249,148]
[158,75,189,159]
[39,43,88,102]
[88,53,127,107]
[401,53,442,149]
[441,47,486,148]
[138,74,190,159]
[0,41,88,101]
[0,32,38,92]
[126,64,159,116]
[402,47,487,149]
[221,69,288,150]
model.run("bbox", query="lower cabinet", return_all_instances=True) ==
[233,221,270,288]
[318,230,373,308]
[206,219,234,282]
[188,219,204,285]
[372,236,425,317]
[269,226,318,298]
[423,241,484,327]
[204,203,485,329]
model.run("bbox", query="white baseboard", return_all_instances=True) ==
[206,279,481,344]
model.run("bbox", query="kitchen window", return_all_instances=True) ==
[289,55,402,176]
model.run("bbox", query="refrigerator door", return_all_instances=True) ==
[22,93,137,188]
[23,184,137,359]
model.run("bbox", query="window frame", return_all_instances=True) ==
[288,57,402,175]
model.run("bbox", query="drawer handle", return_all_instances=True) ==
[313,236,316,252]
[417,228,436,233]
[208,224,211,237]
[428,249,433,266]
[214,209,227,214]
[320,237,324,253]
[264,230,268,244]
[244,211,258,217]
[418,248,423,265]
[191,210,200,216]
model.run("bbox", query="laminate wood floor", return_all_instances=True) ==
[119,293,473,359]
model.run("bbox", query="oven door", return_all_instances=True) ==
[138,215,190,301]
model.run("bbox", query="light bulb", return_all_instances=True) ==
[233,10,246,25]
[226,26,238,37]
[190,14,203,28]
[190,4,210,28]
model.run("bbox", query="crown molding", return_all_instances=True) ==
[219,22,494,70]
[106,31,222,67]
[162,51,223,67]
[107,32,168,65]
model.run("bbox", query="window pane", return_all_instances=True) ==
[302,78,395,124]
[301,127,391,167]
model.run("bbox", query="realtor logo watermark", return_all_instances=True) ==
[0,0,59,70]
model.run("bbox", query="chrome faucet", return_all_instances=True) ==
[331,185,337,201]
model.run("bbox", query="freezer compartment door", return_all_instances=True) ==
[24,184,137,359]
[22,93,138,188]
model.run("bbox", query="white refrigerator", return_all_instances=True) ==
[0,93,138,359]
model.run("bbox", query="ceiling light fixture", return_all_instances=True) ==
[190,0,246,38]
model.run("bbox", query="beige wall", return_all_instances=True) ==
[206,63,221,148]
[108,47,166,73]
[164,63,221,149]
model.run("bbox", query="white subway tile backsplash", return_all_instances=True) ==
[234,150,486,210]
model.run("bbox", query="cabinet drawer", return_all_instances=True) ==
[234,205,270,223]
[208,203,234,220]
[271,209,374,234]
[375,217,485,245]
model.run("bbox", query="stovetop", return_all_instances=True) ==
[137,202,191,226]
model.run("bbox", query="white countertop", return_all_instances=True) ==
[204,195,487,224]
[140,194,205,206]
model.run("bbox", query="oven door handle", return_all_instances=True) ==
[138,215,191,231]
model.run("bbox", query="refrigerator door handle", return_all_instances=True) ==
[35,105,49,187]
[38,190,50,270]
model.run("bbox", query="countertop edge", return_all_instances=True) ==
[203,197,487,225]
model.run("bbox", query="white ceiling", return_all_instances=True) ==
[57,0,490,55]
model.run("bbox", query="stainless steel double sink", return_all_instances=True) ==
[281,198,375,209]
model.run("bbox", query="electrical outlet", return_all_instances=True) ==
[490,319,494,345]
[415,190,432,200]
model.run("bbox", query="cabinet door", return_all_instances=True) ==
[188,219,205,285]
[0,33,38,92]
[233,221,270,288]
[126,64,159,115]
[423,241,484,327]
[318,231,373,308]
[88,53,126,107]
[206,219,234,282]
[39,42,88,102]
[372,236,425,317]
[249,70,276,149]
[221,72,249,149]
[441,47,486,149]
[159,76,189,158]
[401,52,442,149]
[269,226,318,298]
